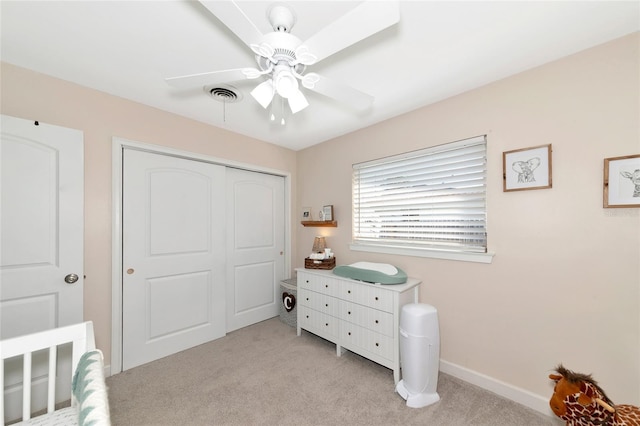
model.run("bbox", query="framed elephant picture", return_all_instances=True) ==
[503,144,552,192]
[604,154,640,208]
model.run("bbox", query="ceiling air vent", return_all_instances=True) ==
[204,85,243,103]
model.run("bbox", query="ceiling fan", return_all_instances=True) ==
[166,1,400,119]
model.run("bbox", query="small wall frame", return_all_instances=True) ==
[322,205,334,221]
[503,144,552,192]
[301,206,312,220]
[603,154,640,208]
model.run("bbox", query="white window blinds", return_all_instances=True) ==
[352,135,487,254]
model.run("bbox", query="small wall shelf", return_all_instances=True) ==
[301,221,337,227]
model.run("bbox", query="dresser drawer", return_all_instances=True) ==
[340,322,393,361]
[298,273,342,296]
[340,300,394,337]
[298,306,339,338]
[340,282,394,313]
[299,289,340,317]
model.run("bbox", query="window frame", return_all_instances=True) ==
[350,135,494,264]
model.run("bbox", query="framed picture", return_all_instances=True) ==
[301,206,312,220]
[503,144,552,192]
[322,205,334,221]
[604,154,640,208]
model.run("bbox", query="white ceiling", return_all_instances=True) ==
[2,1,638,151]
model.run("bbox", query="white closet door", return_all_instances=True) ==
[122,149,226,370]
[226,168,285,332]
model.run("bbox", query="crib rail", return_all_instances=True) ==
[1,321,96,424]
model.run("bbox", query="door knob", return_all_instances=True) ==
[64,273,79,284]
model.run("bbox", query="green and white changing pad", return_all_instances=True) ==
[333,262,407,285]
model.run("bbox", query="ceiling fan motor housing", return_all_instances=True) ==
[261,32,302,60]
[256,32,306,77]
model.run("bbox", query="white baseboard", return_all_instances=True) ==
[439,360,554,417]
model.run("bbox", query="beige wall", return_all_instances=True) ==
[0,62,298,367]
[297,33,639,403]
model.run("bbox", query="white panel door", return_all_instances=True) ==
[1,115,83,421]
[122,149,226,370]
[226,168,285,332]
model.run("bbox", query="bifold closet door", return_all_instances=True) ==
[122,149,226,370]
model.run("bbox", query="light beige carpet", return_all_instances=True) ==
[106,318,560,425]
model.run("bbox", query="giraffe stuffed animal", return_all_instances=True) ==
[549,365,640,426]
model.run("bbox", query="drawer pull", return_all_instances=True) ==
[375,296,379,301]
[375,343,379,347]
[348,311,351,315]
[325,284,328,288]
[375,320,379,324]
[325,323,329,327]
[325,303,328,307]
[348,332,351,336]
[348,290,351,294]
[306,315,309,319]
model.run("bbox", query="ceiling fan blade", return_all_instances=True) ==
[165,68,247,88]
[199,0,263,47]
[304,73,374,111]
[301,0,399,64]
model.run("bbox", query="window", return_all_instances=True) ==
[351,135,492,263]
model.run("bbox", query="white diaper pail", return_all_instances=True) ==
[395,303,440,408]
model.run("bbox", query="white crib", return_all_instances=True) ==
[1,321,110,425]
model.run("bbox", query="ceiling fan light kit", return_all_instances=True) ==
[166,1,400,123]
[286,87,309,114]
[250,80,275,109]
[273,66,298,98]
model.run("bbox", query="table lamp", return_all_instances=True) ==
[312,236,326,253]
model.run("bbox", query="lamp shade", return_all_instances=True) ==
[312,236,326,253]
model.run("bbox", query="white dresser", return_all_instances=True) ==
[296,268,420,384]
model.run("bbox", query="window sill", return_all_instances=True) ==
[349,243,494,264]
